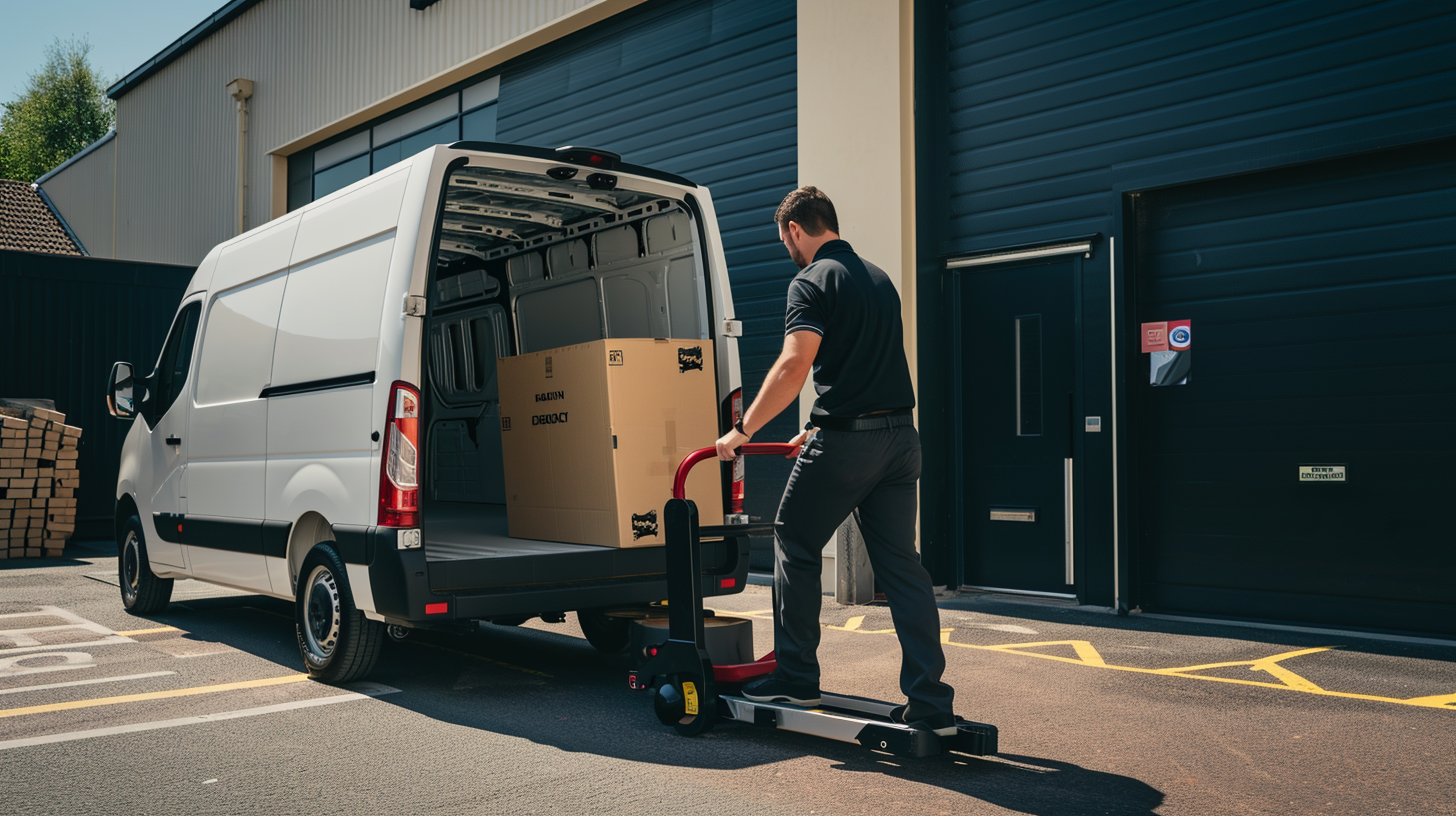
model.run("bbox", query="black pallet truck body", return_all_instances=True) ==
[630,444,998,759]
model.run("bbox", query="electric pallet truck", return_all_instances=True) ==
[630,443,998,759]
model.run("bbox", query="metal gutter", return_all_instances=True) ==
[105,0,263,100]
[34,130,116,185]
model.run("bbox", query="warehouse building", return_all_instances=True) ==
[38,0,1454,635]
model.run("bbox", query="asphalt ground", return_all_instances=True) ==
[1,542,1452,816]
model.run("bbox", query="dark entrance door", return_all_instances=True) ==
[958,256,1077,593]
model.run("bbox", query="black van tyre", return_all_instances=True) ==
[295,544,383,683]
[119,514,173,613]
[577,609,632,654]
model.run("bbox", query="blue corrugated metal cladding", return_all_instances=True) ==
[498,0,799,547]
[943,0,1456,253]
[923,0,1456,620]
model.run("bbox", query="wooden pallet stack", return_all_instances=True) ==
[0,405,81,559]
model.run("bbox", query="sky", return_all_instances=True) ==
[0,0,222,105]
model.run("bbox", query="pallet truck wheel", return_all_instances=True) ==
[653,674,717,736]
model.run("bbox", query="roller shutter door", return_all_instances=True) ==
[496,0,798,557]
[1132,140,1456,634]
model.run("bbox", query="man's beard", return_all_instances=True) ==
[789,244,808,269]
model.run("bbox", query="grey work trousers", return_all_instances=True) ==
[772,425,956,718]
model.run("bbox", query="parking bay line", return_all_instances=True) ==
[0,673,312,719]
[0,682,400,751]
[0,671,177,697]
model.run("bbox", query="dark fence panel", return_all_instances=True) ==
[1,250,193,541]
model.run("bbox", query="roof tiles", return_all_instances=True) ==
[0,180,82,256]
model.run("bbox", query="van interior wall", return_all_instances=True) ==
[422,202,705,525]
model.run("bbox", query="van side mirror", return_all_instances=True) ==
[108,362,136,420]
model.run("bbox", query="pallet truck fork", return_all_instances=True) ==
[630,444,998,759]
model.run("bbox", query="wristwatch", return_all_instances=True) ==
[734,418,750,438]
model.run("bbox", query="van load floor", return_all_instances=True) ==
[423,501,670,592]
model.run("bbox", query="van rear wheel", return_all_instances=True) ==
[295,544,383,683]
[119,515,173,614]
[578,609,633,654]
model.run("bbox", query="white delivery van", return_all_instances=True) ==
[106,143,753,682]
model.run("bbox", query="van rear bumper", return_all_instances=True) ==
[353,526,750,627]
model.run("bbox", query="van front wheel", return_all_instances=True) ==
[295,544,383,683]
[119,515,173,613]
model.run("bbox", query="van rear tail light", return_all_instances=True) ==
[379,382,420,528]
[730,388,745,515]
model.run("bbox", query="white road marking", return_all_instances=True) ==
[0,682,401,751]
[0,607,132,655]
[0,652,97,677]
[0,638,133,657]
[0,671,177,696]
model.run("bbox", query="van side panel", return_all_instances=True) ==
[265,168,409,606]
[186,215,300,592]
[265,237,396,528]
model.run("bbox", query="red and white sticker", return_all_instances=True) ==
[1167,320,1191,350]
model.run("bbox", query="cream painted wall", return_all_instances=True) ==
[795,0,916,430]
[41,0,648,266]
[795,0,917,578]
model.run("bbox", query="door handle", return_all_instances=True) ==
[165,436,182,446]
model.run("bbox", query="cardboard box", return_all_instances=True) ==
[498,338,723,548]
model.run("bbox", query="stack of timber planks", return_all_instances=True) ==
[0,404,80,559]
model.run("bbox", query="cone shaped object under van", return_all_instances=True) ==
[497,338,723,548]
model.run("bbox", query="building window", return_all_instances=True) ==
[285,75,499,212]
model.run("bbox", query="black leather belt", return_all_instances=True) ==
[813,410,914,432]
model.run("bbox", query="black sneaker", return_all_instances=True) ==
[890,705,958,737]
[741,674,821,706]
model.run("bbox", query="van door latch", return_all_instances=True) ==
[403,295,427,317]
[721,319,743,338]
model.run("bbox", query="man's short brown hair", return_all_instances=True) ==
[775,186,839,236]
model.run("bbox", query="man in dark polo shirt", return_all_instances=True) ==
[714,186,957,735]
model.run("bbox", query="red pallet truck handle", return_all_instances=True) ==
[672,443,800,500]
[668,443,799,685]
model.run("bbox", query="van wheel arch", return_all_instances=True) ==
[115,494,140,543]
[285,512,335,595]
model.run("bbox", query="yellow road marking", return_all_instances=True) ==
[981,639,1111,668]
[1153,647,1332,692]
[831,615,897,634]
[1403,692,1456,708]
[0,674,310,719]
[731,609,1454,711]
[113,626,181,637]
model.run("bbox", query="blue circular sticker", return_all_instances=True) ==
[1169,325,1191,350]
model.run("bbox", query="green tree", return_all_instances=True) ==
[0,38,115,182]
